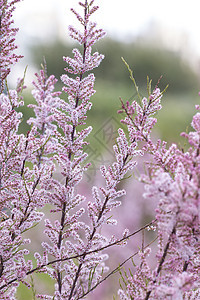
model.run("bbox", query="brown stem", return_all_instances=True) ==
[68,153,132,298]
[11,80,48,241]
[145,226,176,300]
[79,236,158,299]
[57,202,67,293]
[56,1,88,295]
[0,219,156,290]
[183,260,189,272]
[0,255,4,278]
[20,131,30,177]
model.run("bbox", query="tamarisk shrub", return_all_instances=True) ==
[0,1,199,300]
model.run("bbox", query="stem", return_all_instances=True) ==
[11,74,50,241]
[183,260,189,272]
[144,225,176,300]
[0,255,4,278]
[0,219,156,290]
[68,152,134,299]
[79,236,158,299]
[20,131,30,177]
[56,1,88,295]
[11,122,45,241]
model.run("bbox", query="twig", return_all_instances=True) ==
[0,219,157,290]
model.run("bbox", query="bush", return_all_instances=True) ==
[0,1,200,299]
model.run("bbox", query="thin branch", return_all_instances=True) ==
[144,225,176,300]
[79,236,158,299]
[0,219,157,291]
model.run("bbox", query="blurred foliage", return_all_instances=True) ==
[17,273,55,299]
[30,38,199,93]
[19,37,200,147]
[99,39,199,93]
[19,81,199,150]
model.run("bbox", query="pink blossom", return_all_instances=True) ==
[0,0,23,92]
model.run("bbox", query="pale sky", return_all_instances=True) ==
[14,0,200,48]
[10,0,200,84]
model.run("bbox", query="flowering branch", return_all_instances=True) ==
[0,219,156,292]
[0,0,22,92]
[80,235,158,299]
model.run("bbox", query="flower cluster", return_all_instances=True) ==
[0,67,60,298]
[0,0,23,92]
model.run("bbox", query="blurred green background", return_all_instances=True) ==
[19,37,200,146]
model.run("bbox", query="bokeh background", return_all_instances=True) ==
[10,0,200,298]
